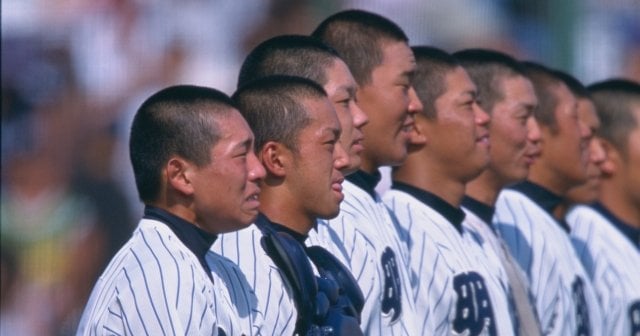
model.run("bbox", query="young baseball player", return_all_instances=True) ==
[308,10,423,335]
[493,63,603,335]
[76,85,266,335]
[234,34,368,176]
[565,79,640,335]
[453,48,543,336]
[212,75,364,335]
[384,46,517,335]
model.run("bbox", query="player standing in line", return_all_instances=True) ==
[384,46,515,335]
[308,9,423,335]
[76,85,266,335]
[493,63,603,335]
[212,75,364,335]
[453,48,543,336]
[564,79,640,335]
[234,34,368,176]
[553,70,607,218]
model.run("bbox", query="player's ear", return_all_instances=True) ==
[408,114,428,150]
[599,140,618,176]
[260,141,288,177]
[166,156,195,196]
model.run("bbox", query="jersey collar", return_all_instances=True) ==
[392,181,466,233]
[592,202,640,249]
[462,195,495,230]
[143,205,217,279]
[346,169,381,200]
[258,212,308,244]
[508,180,571,232]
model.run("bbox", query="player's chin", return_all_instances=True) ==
[317,203,342,220]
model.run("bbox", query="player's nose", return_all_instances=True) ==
[334,141,351,172]
[248,151,266,181]
[526,116,541,143]
[407,86,424,115]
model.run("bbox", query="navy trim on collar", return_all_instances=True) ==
[592,202,640,249]
[392,181,466,233]
[257,212,308,244]
[462,195,495,230]
[143,205,217,280]
[508,180,571,232]
[509,181,563,215]
[346,169,381,200]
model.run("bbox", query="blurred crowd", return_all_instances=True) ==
[1,0,639,334]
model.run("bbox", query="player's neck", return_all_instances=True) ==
[258,189,315,235]
[527,165,570,197]
[358,156,379,175]
[464,170,506,206]
[393,159,465,208]
[600,182,640,229]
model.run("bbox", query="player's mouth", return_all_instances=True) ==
[351,134,365,153]
[524,148,542,165]
[246,190,261,209]
[476,133,490,146]
[332,177,345,200]
[401,121,414,134]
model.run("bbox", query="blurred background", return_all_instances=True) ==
[1,0,639,334]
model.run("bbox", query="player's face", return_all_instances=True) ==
[487,75,541,185]
[424,67,490,181]
[565,99,606,203]
[540,83,590,187]
[323,59,368,176]
[356,41,423,172]
[620,105,640,206]
[191,110,266,234]
[289,97,348,219]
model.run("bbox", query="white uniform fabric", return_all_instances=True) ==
[384,188,512,335]
[308,179,418,336]
[212,224,297,336]
[494,188,603,336]
[76,219,244,336]
[462,204,542,336]
[567,204,640,336]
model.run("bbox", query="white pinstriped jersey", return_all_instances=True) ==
[494,187,603,336]
[307,179,418,336]
[384,186,511,336]
[76,218,246,336]
[462,207,520,333]
[567,204,640,336]
[212,223,298,336]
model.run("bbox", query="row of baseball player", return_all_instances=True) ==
[76,9,640,336]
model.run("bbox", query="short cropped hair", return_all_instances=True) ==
[588,79,640,153]
[233,75,328,153]
[237,35,341,88]
[520,61,568,129]
[129,85,236,203]
[312,9,409,86]
[554,70,590,99]
[453,48,527,113]
[411,46,461,119]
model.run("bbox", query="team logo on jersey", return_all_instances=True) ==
[629,301,640,334]
[571,277,591,336]
[380,247,402,323]
[452,272,497,336]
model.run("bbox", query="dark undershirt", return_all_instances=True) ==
[392,181,466,234]
[462,195,496,232]
[143,205,217,281]
[346,169,382,200]
[592,202,640,249]
[509,180,571,232]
